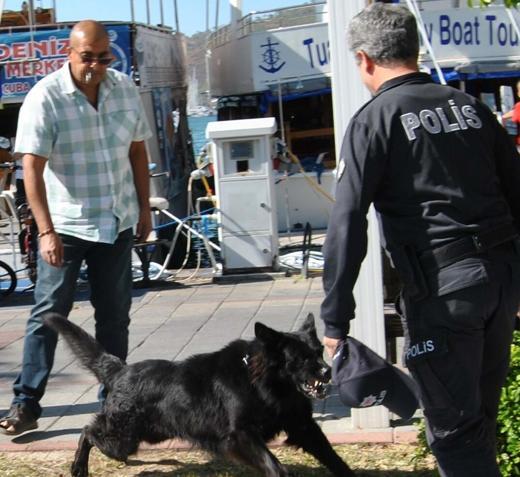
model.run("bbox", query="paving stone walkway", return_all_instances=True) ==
[0,273,416,451]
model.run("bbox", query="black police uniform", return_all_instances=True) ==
[321,72,520,477]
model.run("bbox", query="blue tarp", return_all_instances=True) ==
[259,87,331,114]
[431,68,520,83]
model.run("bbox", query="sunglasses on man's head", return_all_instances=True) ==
[72,47,113,66]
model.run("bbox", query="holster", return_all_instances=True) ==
[388,245,428,301]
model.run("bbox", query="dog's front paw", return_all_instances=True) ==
[71,461,88,477]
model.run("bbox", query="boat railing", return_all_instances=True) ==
[411,0,507,9]
[208,2,327,49]
[207,24,231,49]
[0,20,174,35]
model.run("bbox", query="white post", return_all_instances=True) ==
[230,0,242,23]
[230,0,242,39]
[328,0,389,429]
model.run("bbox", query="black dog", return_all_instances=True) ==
[44,312,355,477]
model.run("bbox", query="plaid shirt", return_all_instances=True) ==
[15,62,152,243]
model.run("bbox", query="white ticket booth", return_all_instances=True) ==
[206,117,279,273]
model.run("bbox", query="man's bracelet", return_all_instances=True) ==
[37,228,55,238]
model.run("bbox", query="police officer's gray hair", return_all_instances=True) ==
[348,3,419,66]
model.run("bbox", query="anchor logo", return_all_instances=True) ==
[259,37,286,74]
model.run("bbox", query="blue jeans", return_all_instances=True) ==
[12,228,133,419]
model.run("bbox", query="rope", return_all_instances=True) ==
[286,150,335,203]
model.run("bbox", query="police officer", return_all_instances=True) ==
[320,4,520,477]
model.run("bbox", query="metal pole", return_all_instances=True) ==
[146,0,150,25]
[277,80,285,144]
[277,79,292,236]
[159,0,164,25]
[206,0,209,31]
[506,7,520,45]
[173,0,179,32]
[404,0,446,85]
[215,0,219,31]
[28,0,36,67]
[28,0,35,31]
[130,0,135,23]
[328,0,388,430]
[52,0,56,22]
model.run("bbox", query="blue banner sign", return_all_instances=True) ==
[420,8,520,65]
[0,24,131,102]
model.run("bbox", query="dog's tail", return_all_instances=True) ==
[43,312,125,386]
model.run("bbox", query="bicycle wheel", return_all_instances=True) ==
[0,260,17,297]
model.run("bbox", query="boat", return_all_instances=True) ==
[187,105,217,117]
[207,0,520,234]
[208,1,334,234]
[187,67,217,116]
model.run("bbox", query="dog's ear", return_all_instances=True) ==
[299,313,317,337]
[255,322,283,346]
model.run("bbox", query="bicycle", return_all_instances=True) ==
[0,259,16,296]
[131,164,221,286]
[0,205,38,298]
[0,162,38,296]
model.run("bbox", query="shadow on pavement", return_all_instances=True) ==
[44,402,100,417]
[0,402,99,425]
[4,402,100,444]
[12,427,84,444]
[0,284,152,309]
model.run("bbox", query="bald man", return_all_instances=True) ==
[0,20,153,435]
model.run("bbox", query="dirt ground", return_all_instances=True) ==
[0,443,438,476]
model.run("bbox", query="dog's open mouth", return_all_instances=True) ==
[301,379,329,399]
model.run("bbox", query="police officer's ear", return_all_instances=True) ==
[356,51,375,74]
[354,51,377,94]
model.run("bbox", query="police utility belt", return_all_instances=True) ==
[418,223,519,271]
[391,223,519,300]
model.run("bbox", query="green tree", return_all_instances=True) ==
[496,330,520,476]
[470,0,520,7]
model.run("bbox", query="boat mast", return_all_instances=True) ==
[173,0,179,32]
[129,0,135,22]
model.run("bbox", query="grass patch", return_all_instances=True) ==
[0,443,437,476]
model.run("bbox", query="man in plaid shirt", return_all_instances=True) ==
[0,20,152,435]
